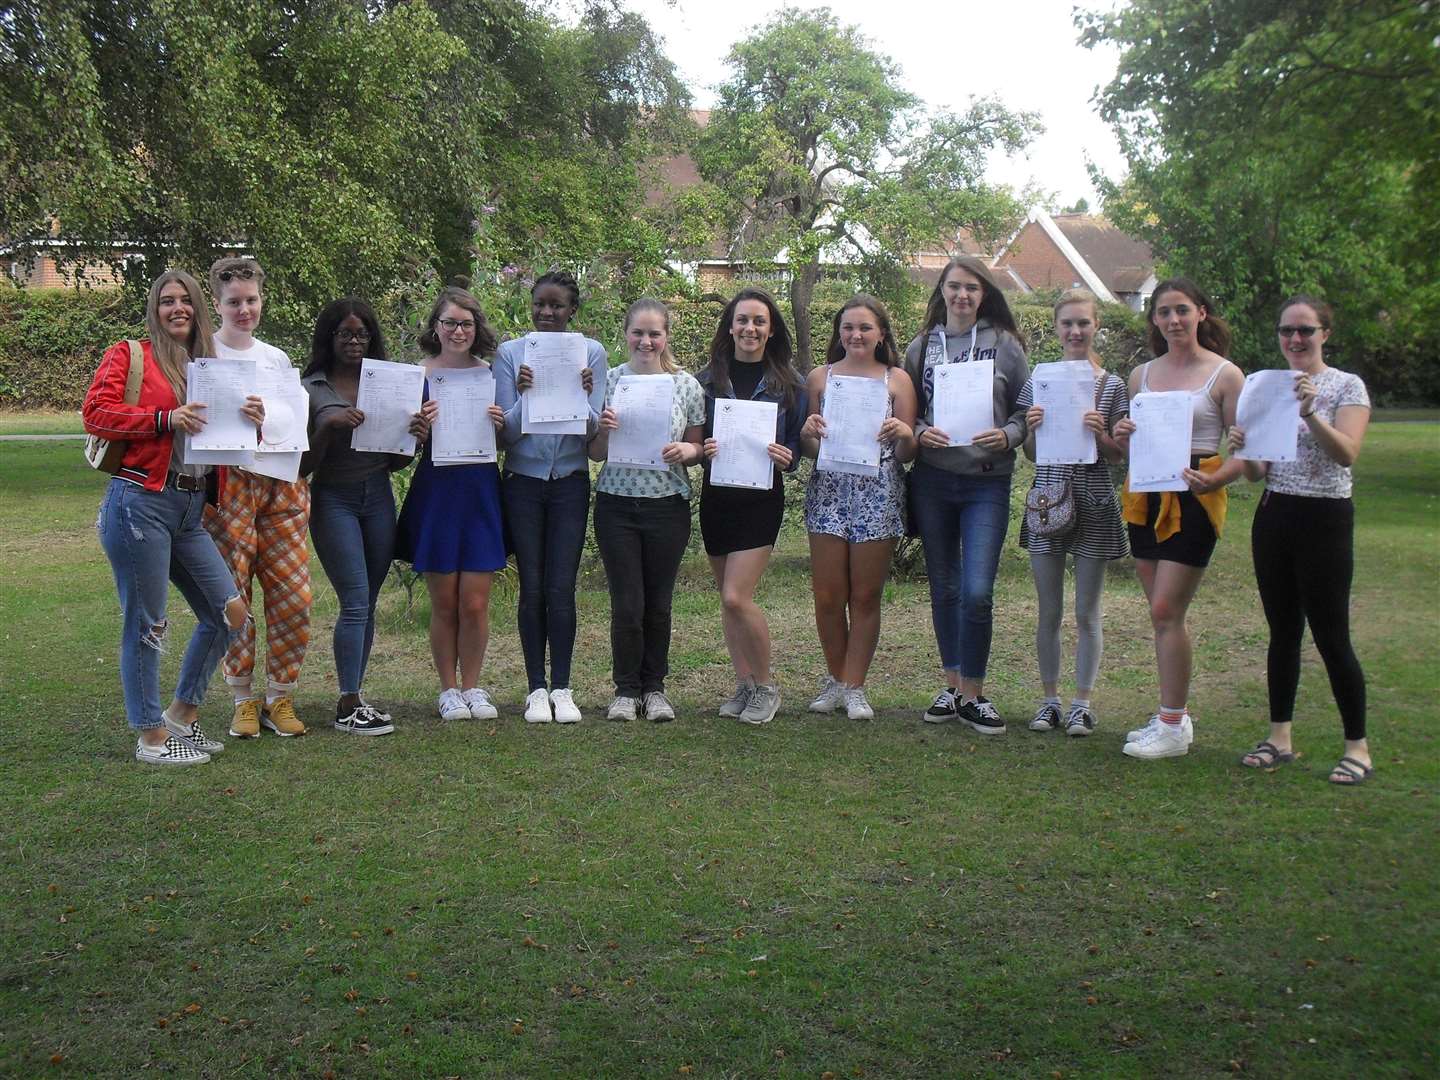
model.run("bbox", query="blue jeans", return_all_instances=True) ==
[308,474,397,696]
[97,478,238,731]
[502,470,589,691]
[910,462,1011,679]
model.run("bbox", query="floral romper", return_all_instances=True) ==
[804,368,906,543]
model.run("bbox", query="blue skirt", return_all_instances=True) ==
[395,450,507,574]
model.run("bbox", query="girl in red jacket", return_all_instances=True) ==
[83,270,260,765]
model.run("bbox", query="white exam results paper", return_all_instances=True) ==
[817,373,887,477]
[607,374,674,471]
[245,366,307,483]
[430,365,498,465]
[520,332,589,433]
[352,358,425,456]
[932,358,994,446]
[185,356,257,452]
[1128,390,1193,492]
[1233,369,1300,462]
[1032,360,1098,465]
[710,398,777,490]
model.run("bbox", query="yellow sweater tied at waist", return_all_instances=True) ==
[1122,453,1227,543]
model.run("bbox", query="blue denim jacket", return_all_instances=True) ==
[493,335,610,481]
[695,365,808,474]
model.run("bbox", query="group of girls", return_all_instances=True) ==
[85,259,1374,786]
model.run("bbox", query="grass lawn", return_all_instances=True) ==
[1,425,1436,1077]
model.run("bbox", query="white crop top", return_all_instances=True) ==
[1140,360,1229,454]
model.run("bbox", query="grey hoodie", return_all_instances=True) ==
[902,319,1029,477]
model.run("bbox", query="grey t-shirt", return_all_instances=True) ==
[303,371,394,485]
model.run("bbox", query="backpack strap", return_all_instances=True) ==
[123,340,145,405]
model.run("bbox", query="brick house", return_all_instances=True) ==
[992,209,1157,311]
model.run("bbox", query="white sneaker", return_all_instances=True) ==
[462,687,498,720]
[808,676,846,714]
[524,688,553,723]
[437,688,470,720]
[642,691,676,723]
[607,695,638,722]
[1127,715,1160,743]
[1123,715,1193,759]
[844,686,874,721]
[738,684,780,726]
[135,734,210,766]
[550,688,581,724]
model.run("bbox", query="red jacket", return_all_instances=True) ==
[82,339,182,491]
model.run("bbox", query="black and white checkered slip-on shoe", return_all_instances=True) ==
[135,735,211,766]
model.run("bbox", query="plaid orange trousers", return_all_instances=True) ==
[205,469,312,688]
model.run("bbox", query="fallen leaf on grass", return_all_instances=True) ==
[521,936,548,951]
[1087,944,1100,955]
[182,1003,201,1015]
[50,1053,65,1065]
[511,1020,524,1036]
[406,971,419,981]
[344,990,359,1002]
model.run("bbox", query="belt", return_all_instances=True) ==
[167,472,206,492]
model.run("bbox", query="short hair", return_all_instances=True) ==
[623,297,679,372]
[208,256,265,298]
[303,298,387,378]
[1278,294,1333,331]
[701,287,800,408]
[532,270,581,309]
[419,286,499,358]
[1146,277,1232,357]
[825,294,901,368]
[922,255,1023,344]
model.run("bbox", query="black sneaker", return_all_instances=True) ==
[334,704,395,736]
[958,697,1006,735]
[1028,702,1062,732]
[1064,704,1096,737]
[922,687,959,723]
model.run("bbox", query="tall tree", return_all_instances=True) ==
[694,7,1039,366]
[1080,0,1439,380]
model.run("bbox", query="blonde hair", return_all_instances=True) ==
[208,256,265,299]
[1053,289,1103,365]
[145,270,215,402]
[624,298,678,372]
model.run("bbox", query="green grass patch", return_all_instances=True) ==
[1,428,1436,1076]
[0,408,85,435]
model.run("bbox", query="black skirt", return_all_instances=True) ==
[699,475,785,556]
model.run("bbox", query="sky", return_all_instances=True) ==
[615,0,1129,209]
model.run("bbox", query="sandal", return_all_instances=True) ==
[1328,756,1374,786]
[1240,740,1297,769]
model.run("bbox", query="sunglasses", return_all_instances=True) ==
[216,265,258,282]
[1277,325,1323,338]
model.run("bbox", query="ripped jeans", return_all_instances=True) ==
[97,477,239,731]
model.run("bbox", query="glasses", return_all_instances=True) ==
[216,265,258,282]
[438,318,475,333]
[1277,325,1322,338]
[334,329,371,343]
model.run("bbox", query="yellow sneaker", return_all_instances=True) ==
[229,698,261,738]
[261,697,306,737]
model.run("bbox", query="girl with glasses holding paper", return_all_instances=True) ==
[395,287,507,723]
[1228,296,1373,785]
[301,298,433,735]
[697,288,806,726]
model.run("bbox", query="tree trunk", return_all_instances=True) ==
[790,258,822,372]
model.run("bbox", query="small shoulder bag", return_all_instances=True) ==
[1023,372,1106,540]
[83,340,146,473]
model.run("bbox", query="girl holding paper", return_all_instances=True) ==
[1230,296,1372,784]
[302,298,434,736]
[800,294,917,721]
[395,287,507,723]
[589,298,706,723]
[83,269,255,765]
[697,288,807,726]
[492,271,607,724]
[902,256,1030,735]
[1018,290,1130,737]
[1113,277,1244,760]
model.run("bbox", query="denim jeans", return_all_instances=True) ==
[308,474,397,696]
[502,470,590,691]
[593,492,691,696]
[96,477,238,731]
[909,461,1012,678]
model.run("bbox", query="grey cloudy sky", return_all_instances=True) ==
[616,0,1128,207]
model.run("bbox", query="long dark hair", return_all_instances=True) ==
[304,298,387,377]
[825,294,901,368]
[922,255,1023,345]
[1146,277,1232,357]
[701,287,800,408]
[419,286,499,358]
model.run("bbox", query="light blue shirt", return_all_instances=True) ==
[493,335,610,480]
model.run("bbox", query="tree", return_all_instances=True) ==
[694,7,1040,366]
[1079,0,1440,385]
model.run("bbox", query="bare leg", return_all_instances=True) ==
[456,571,494,688]
[1137,558,1207,708]
[425,572,461,690]
[714,547,775,683]
[842,539,896,687]
[809,533,851,682]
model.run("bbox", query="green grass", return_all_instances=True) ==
[0,408,85,435]
[1,427,1436,1077]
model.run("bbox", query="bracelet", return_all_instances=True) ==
[1300,409,1316,419]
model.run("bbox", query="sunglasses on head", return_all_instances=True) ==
[1277,324,1322,338]
[216,265,258,282]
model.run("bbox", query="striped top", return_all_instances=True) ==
[1016,369,1130,560]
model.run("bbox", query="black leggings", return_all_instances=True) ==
[1251,491,1366,740]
